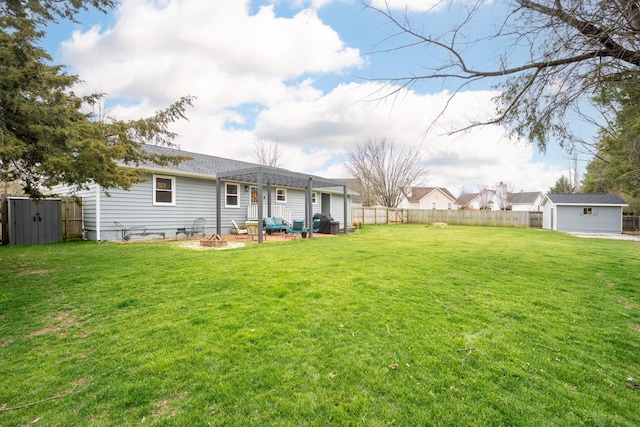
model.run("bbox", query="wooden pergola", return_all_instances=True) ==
[215,166,348,243]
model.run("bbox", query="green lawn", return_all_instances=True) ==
[1,225,639,426]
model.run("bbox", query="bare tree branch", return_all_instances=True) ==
[253,138,283,168]
[345,136,427,207]
[361,0,640,152]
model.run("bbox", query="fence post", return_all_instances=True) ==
[0,196,7,245]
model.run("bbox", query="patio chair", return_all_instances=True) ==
[285,219,306,239]
[312,219,320,233]
[176,217,206,239]
[245,223,262,241]
[230,220,248,239]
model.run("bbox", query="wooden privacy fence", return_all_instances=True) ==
[409,209,532,227]
[351,207,408,225]
[623,216,639,231]
[352,207,541,228]
[62,197,83,241]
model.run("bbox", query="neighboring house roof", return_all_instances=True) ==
[405,187,457,203]
[458,190,495,206]
[456,192,480,206]
[458,189,512,209]
[511,191,542,205]
[543,193,628,206]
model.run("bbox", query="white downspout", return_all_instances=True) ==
[95,184,101,241]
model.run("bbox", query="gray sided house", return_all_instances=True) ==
[53,145,354,242]
[541,194,628,233]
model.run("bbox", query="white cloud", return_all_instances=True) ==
[62,0,362,108]
[367,0,498,15]
[285,0,335,9]
[59,0,562,197]
[369,0,448,13]
[249,82,562,192]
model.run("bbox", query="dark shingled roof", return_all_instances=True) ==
[456,192,480,205]
[141,144,350,191]
[545,193,628,205]
[141,144,256,176]
[511,192,542,204]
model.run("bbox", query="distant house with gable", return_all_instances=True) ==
[457,188,510,211]
[399,187,458,210]
[511,191,544,212]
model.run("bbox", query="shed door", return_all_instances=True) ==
[10,199,61,245]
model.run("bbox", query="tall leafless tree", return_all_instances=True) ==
[362,0,640,153]
[253,138,283,168]
[344,136,426,207]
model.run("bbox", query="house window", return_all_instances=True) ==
[432,202,437,210]
[448,203,452,210]
[583,207,593,215]
[226,183,239,207]
[312,192,318,204]
[276,188,287,203]
[250,186,258,205]
[153,175,175,205]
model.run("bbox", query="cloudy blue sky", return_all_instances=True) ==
[42,0,586,195]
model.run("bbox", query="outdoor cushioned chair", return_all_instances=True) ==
[230,220,248,239]
[265,216,287,234]
[312,219,320,233]
[264,217,276,233]
[176,217,206,239]
[285,219,306,239]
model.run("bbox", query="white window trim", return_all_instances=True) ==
[153,174,176,206]
[581,207,597,216]
[312,192,318,204]
[276,188,287,203]
[225,182,240,208]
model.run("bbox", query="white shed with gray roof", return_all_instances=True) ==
[541,194,628,233]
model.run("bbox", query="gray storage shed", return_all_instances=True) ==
[4,197,62,245]
[541,194,628,233]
